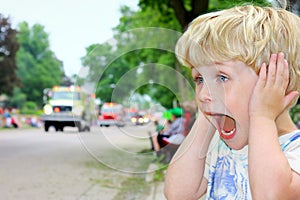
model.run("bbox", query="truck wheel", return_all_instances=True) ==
[44,122,50,132]
[78,123,82,132]
[55,125,63,132]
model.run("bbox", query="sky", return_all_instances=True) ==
[0,0,139,76]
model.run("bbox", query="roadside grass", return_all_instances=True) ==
[86,147,167,200]
[113,175,150,200]
[152,161,168,182]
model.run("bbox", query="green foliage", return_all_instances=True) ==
[16,22,64,107]
[118,5,181,31]
[82,42,134,103]
[82,6,186,105]
[0,14,20,96]
[290,104,300,125]
[208,0,271,11]
[10,87,26,109]
[139,0,271,28]
[21,101,37,114]
[71,74,84,86]
[137,84,176,109]
[114,175,149,200]
[153,163,168,182]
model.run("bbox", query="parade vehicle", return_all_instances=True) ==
[130,113,145,125]
[41,85,94,132]
[98,102,125,127]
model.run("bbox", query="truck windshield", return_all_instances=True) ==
[52,91,80,100]
[101,107,121,113]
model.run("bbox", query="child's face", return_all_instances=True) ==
[192,61,258,149]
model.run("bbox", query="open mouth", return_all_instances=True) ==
[207,113,236,140]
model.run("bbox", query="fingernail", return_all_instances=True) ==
[271,53,277,59]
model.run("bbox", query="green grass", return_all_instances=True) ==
[153,162,168,182]
[113,175,150,200]
[86,147,157,200]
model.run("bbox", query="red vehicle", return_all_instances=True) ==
[98,102,125,127]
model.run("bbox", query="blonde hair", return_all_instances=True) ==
[176,5,300,97]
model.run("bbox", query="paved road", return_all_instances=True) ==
[0,124,155,200]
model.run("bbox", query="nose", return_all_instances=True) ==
[197,83,212,103]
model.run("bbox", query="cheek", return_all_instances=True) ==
[226,82,255,126]
[227,77,256,109]
[195,86,201,102]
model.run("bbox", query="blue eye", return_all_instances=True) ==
[194,76,203,84]
[218,75,228,82]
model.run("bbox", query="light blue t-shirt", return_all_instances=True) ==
[204,130,300,200]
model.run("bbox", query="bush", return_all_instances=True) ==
[290,104,300,124]
[21,101,37,115]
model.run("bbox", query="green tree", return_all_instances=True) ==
[83,1,272,109]
[129,0,273,107]
[83,42,142,105]
[0,14,20,96]
[16,22,64,107]
[139,0,271,30]
[82,6,187,108]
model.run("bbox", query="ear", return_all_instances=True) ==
[284,91,299,109]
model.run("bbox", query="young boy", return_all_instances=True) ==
[165,4,300,200]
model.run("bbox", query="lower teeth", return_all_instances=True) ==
[221,128,235,135]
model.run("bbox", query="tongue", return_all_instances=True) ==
[222,115,235,133]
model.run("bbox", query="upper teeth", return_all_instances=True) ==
[221,128,235,135]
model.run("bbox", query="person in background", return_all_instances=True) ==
[182,101,197,137]
[154,119,164,134]
[149,120,165,150]
[152,107,186,151]
[2,108,12,128]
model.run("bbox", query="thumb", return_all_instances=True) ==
[284,91,299,108]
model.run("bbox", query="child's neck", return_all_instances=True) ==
[276,110,298,137]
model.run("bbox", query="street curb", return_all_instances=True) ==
[145,163,166,200]
[145,163,158,182]
[145,181,166,200]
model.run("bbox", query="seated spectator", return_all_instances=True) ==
[152,107,186,151]
[2,108,19,128]
[11,117,18,128]
[182,101,197,136]
[3,108,12,128]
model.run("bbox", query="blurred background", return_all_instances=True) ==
[1,0,300,125]
[1,0,300,199]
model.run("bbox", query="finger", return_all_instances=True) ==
[282,59,290,91]
[257,63,267,88]
[283,91,299,109]
[266,54,277,87]
[275,52,286,87]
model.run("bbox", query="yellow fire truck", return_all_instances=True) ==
[41,85,94,132]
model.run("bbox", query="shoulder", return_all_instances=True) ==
[206,133,229,165]
[280,130,300,174]
[280,130,300,151]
